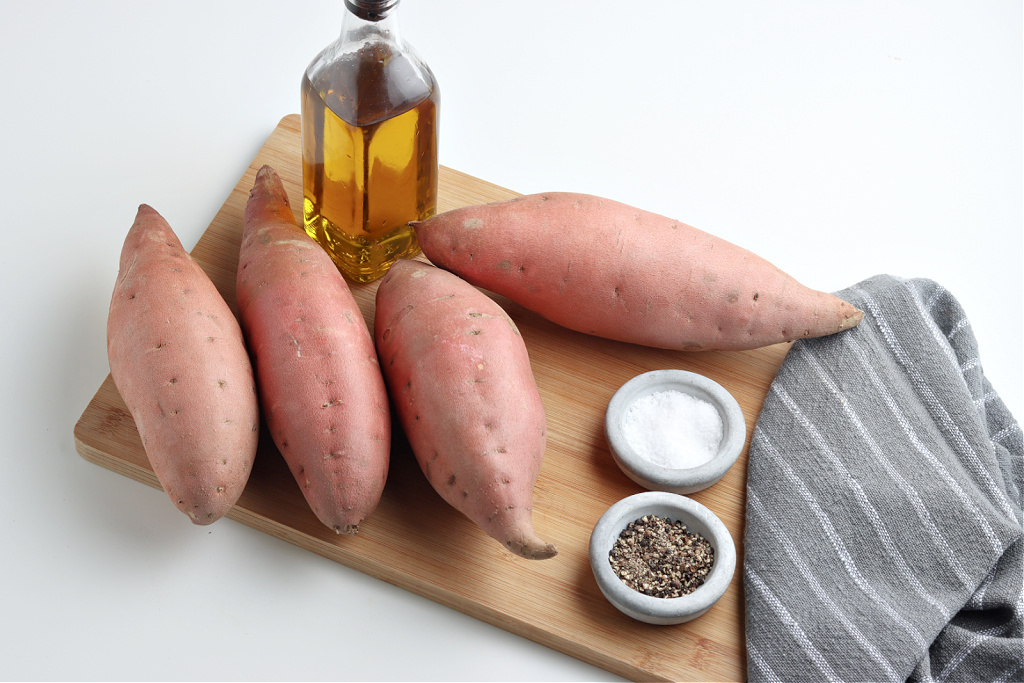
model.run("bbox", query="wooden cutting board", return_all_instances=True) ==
[74,114,789,682]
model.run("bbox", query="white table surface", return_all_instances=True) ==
[2,2,1020,680]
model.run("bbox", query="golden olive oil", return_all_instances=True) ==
[301,39,438,283]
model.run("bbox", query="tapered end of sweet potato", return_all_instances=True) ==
[166,473,251,527]
[501,525,558,560]
[510,538,559,560]
[789,291,865,344]
[245,165,296,227]
[820,296,865,337]
[838,302,865,330]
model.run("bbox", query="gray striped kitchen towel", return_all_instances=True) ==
[744,274,1023,682]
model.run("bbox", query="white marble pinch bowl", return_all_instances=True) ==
[605,369,745,494]
[589,491,736,625]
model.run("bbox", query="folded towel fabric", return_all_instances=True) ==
[744,275,1023,682]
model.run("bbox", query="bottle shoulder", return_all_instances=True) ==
[304,36,437,126]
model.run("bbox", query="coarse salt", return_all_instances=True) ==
[621,390,723,469]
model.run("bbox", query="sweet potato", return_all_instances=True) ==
[236,166,390,534]
[374,259,557,559]
[414,192,864,351]
[107,205,259,525]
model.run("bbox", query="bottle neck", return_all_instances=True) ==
[340,0,402,47]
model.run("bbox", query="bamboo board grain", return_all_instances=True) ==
[74,114,790,682]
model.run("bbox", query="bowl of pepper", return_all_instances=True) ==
[605,369,746,494]
[589,491,736,625]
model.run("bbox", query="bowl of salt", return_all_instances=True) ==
[605,369,745,494]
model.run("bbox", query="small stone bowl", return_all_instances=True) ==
[589,491,736,625]
[605,369,745,494]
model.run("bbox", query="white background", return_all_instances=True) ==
[1,1,1020,680]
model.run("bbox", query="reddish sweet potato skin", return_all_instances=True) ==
[236,166,390,534]
[374,259,556,559]
[415,192,864,351]
[107,205,259,525]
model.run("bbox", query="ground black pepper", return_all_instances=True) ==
[608,514,715,598]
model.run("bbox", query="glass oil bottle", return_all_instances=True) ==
[301,0,439,283]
